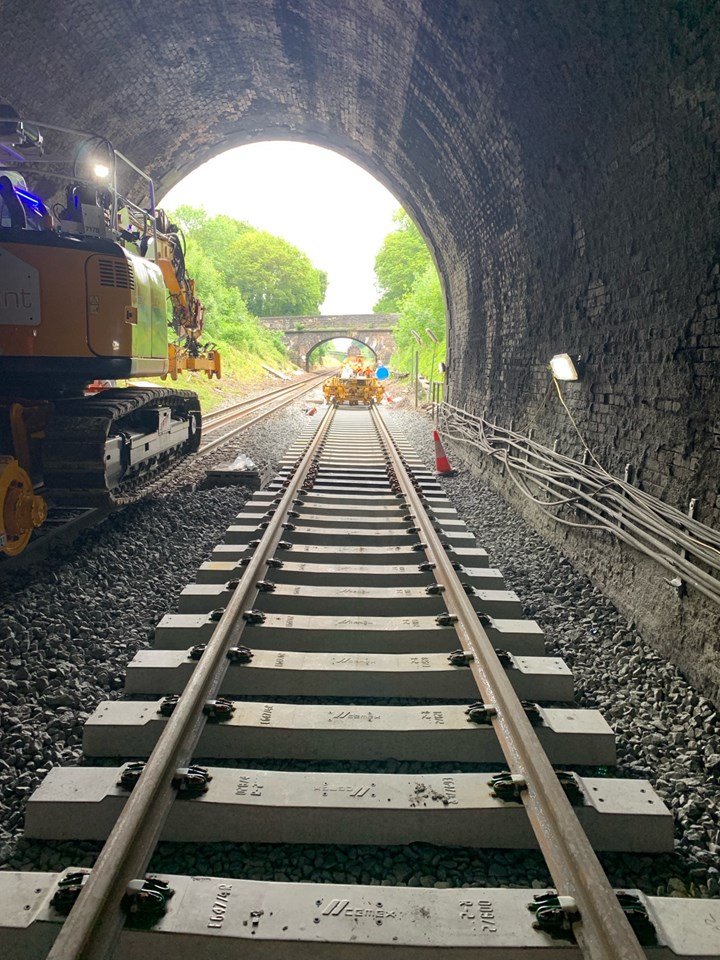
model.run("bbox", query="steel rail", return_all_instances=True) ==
[197,374,329,456]
[371,406,647,960]
[202,371,330,433]
[45,405,336,960]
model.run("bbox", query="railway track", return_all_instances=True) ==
[2,404,718,958]
[0,373,328,571]
[198,369,330,454]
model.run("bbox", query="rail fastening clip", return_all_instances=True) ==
[529,892,580,941]
[243,608,266,624]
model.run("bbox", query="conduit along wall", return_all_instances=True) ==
[437,399,720,704]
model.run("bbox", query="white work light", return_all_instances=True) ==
[93,163,110,179]
[549,353,579,381]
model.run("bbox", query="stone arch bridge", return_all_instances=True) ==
[261,314,398,369]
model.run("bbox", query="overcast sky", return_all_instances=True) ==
[161,141,400,315]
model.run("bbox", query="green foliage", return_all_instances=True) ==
[227,230,328,317]
[373,209,431,312]
[306,340,334,367]
[170,206,252,285]
[373,208,446,379]
[179,234,277,357]
[163,207,294,406]
[169,203,331,342]
[391,263,446,379]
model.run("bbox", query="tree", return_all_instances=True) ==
[170,206,253,285]
[180,234,255,349]
[168,211,287,358]
[391,263,446,377]
[373,209,431,312]
[227,230,328,317]
[373,208,446,376]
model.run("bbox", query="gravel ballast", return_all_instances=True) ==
[0,398,718,901]
[0,400,310,871]
[388,406,720,898]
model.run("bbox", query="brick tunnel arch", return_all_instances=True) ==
[4,1,717,485]
[5,1,720,689]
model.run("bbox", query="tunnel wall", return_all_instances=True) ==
[437,2,720,698]
[446,2,720,525]
[4,0,719,693]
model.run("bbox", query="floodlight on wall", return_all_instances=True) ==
[93,163,110,179]
[549,353,580,381]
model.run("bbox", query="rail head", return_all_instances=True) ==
[370,406,647,960]
[46,405,336,960]
[198,371,331,456]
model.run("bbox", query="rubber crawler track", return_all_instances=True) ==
[42,386,201,505]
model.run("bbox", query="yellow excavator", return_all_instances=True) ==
[0,111,221,556]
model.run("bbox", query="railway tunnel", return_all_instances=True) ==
[4,0,719,697]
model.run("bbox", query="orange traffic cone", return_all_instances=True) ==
[433,430,455,475]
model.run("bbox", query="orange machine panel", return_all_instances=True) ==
[0,243,91,359]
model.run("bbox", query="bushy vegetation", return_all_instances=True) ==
[229,229,327,317]
[177,228,286,357]
[373,210,430,313]
[173,206,327,319]
[152,206,329,409]
[374,209,446,378]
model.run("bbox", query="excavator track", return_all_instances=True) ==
[42,387,201,507]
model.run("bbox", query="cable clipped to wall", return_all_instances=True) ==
[437,400,720,607]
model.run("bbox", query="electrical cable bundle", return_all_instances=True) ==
[438,400,720,606]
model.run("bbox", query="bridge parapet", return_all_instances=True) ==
[261,314,399,368]
[262,314,398,332]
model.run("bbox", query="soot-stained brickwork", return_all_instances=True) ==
[4,1,719,690]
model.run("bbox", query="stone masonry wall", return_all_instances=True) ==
[260,315,398,365]
[261,315,398,332]
[445,2,720,530]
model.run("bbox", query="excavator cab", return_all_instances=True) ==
[0,113,220,555]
